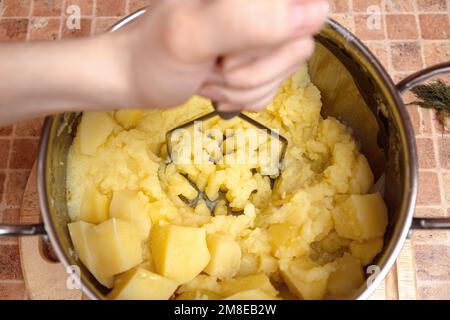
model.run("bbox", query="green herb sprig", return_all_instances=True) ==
[408,79,450,131]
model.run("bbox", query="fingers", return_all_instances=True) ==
[197,0,329,57]
[201,63,299,111]
[223,37,315,89]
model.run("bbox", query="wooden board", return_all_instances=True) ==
[19,164,82,300]
[19,164,416,300]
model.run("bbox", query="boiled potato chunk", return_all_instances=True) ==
[115,109,143,129]
[225,289,278,300]
[350,154,374,194]
[109,190,152,239]
[79,184,109,224]
[78,112,115,155]
[327,255,365,298]
[280,257,331,300]
[204,234,241,279]
[333,193,388,241]
[150,224,210,284]
[107,267,178,300]
[91,219,143,278]
[68,219,143,287]
[68,220,114,288]
[350,237,383,266]
[177,290,223,300]
[219,273,278,297]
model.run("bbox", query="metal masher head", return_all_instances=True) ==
[165,102,288,212]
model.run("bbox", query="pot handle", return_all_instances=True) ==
[396,61,450,231]
[0,224,46,236]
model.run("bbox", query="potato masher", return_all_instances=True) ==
[165,102,288,213]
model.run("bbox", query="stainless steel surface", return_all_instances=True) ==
[33,9,450,300]
[0,224,46,236]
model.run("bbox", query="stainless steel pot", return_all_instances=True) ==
[1,8,449,300]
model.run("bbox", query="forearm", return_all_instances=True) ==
[0,34,134,127]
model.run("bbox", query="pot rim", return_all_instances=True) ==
[37,9,418,301]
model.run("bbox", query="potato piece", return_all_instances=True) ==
[327,255,365,298]
[333,193,388,241]
[224,289,278,300]
[237,253,259,276]
[195,199,211,217]
[177,290,222,300]
[219,273,278,297]
[115,109,143,129]
[204,234,241,279]
[68,220,114,288]
[350,154,374,194]
[267,223,296,251]
[350,237,383,266]
[280,257,331,300]
[150,224,210,284]
[109,190,152,239]
[69,218,143,286]
[79,184,109,224]
[107,267,178,300]
[78,112,115,155]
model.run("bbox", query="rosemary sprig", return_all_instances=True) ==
[407,79,450,131]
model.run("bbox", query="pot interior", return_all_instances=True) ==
[40,20,415,300]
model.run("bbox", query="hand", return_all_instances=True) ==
[115,0,329,111]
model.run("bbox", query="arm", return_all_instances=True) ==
[0,35,132,127]
[0,0,329,128]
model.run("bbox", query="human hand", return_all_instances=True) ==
[114,0,329,112]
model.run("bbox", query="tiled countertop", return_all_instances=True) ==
[0,0,449,300]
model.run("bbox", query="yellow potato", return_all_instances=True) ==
[66,65,389,300]
[177,290,222,300]
[68,220,114,288]
[68,219,143,287]
[115,109,143,129]
[350,237,383,266]
[89,219,143,277]
[224,289,278,300]
[280,257,331,300]
[150,224,210,284]
[333,193,388,241]
[78,112,115,155]
[219,273,278,297]
[78,184,109,224]
[204,234,241,279]
[327,255,365,298]
[350,154,374,194]
[108,267,178,300]
[109,189,152,239]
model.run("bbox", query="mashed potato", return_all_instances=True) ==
[66,65,388,300]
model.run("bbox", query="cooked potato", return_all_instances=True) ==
[150,224,210,284]
[350,237,383,266]
[280,257,331,300]
[224,289,278,300]
[79,184,109,224]
[219,273,278,297]
[78,112,115,155]
[350,154,374,194]
[333,193,388,241]
[177,290,222,300]
[109,189,152,239]
[66,65,389,300]
[68,219,142,287]
[115,110,143,129]
[108,267,178,300]
[204,234,241,279]
[327,255,365,298]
